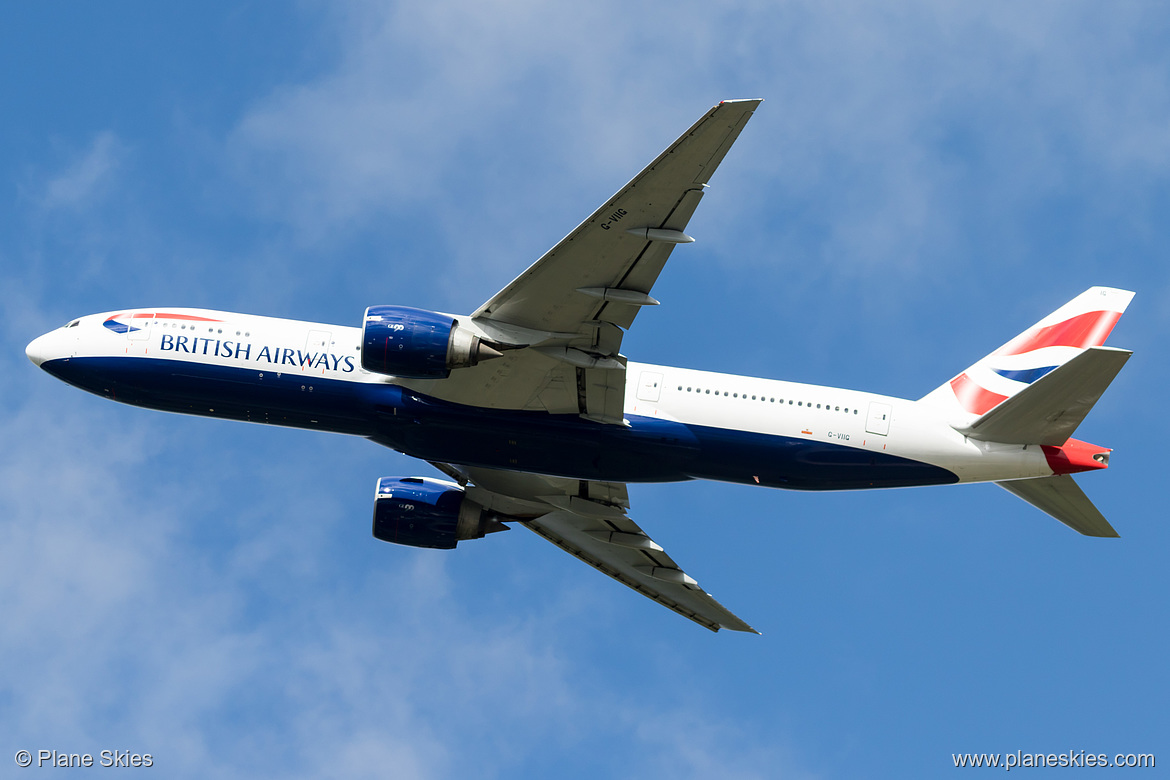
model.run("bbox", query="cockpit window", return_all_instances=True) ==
[64,320,80,328]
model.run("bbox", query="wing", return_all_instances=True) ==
[472,98,762,333]
[431,461,758,633]
[400,100,761,425]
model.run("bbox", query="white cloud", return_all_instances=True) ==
[0,380,800,777]
[220,0,1170,313]
[225,0,725,259]
[39,132,125,211]
[628,709,819,780]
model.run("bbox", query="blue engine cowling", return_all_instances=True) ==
[372,477,509,549]
[361,305,501,379]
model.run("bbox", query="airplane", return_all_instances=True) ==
[25,99,1134,634]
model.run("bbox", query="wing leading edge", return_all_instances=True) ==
[431,462,758,633]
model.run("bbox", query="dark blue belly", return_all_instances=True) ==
[42,356,959,490]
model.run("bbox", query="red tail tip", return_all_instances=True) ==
[1042,438,1111,475]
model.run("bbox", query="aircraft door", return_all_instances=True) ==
[306,330,331,352]
[865,402,892,436]
[636,371,663,402]
[306,330,332,373]
[127,312,152,342]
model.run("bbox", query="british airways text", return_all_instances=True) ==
[159,334,356,372]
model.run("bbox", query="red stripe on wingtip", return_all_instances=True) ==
[996,310,1121,356]
[950,373,1008,415]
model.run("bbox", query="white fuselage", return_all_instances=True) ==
[26,308,1065,490]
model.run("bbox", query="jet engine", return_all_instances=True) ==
[361,305,502,379]
[372,476,509,550]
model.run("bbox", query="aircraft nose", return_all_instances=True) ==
[26,331,59,367]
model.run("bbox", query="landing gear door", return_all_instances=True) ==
[865,402,892,436]
[636,371,663,402]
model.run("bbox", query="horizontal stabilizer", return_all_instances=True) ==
[997,475,1119,537]
[957,346,1131,445]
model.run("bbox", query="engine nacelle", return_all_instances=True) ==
[361,305,501,379]
[372,477,508,550]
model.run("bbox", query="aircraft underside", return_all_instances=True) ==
[43,355,958,490]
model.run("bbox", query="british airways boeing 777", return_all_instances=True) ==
[26,100,1133,632]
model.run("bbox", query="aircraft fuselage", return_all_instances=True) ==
[26,308,1076,491]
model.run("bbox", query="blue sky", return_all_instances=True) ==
[2,2,1167,777]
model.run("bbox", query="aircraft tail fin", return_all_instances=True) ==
[996,474,1119,537]
[920,287,1134,427]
